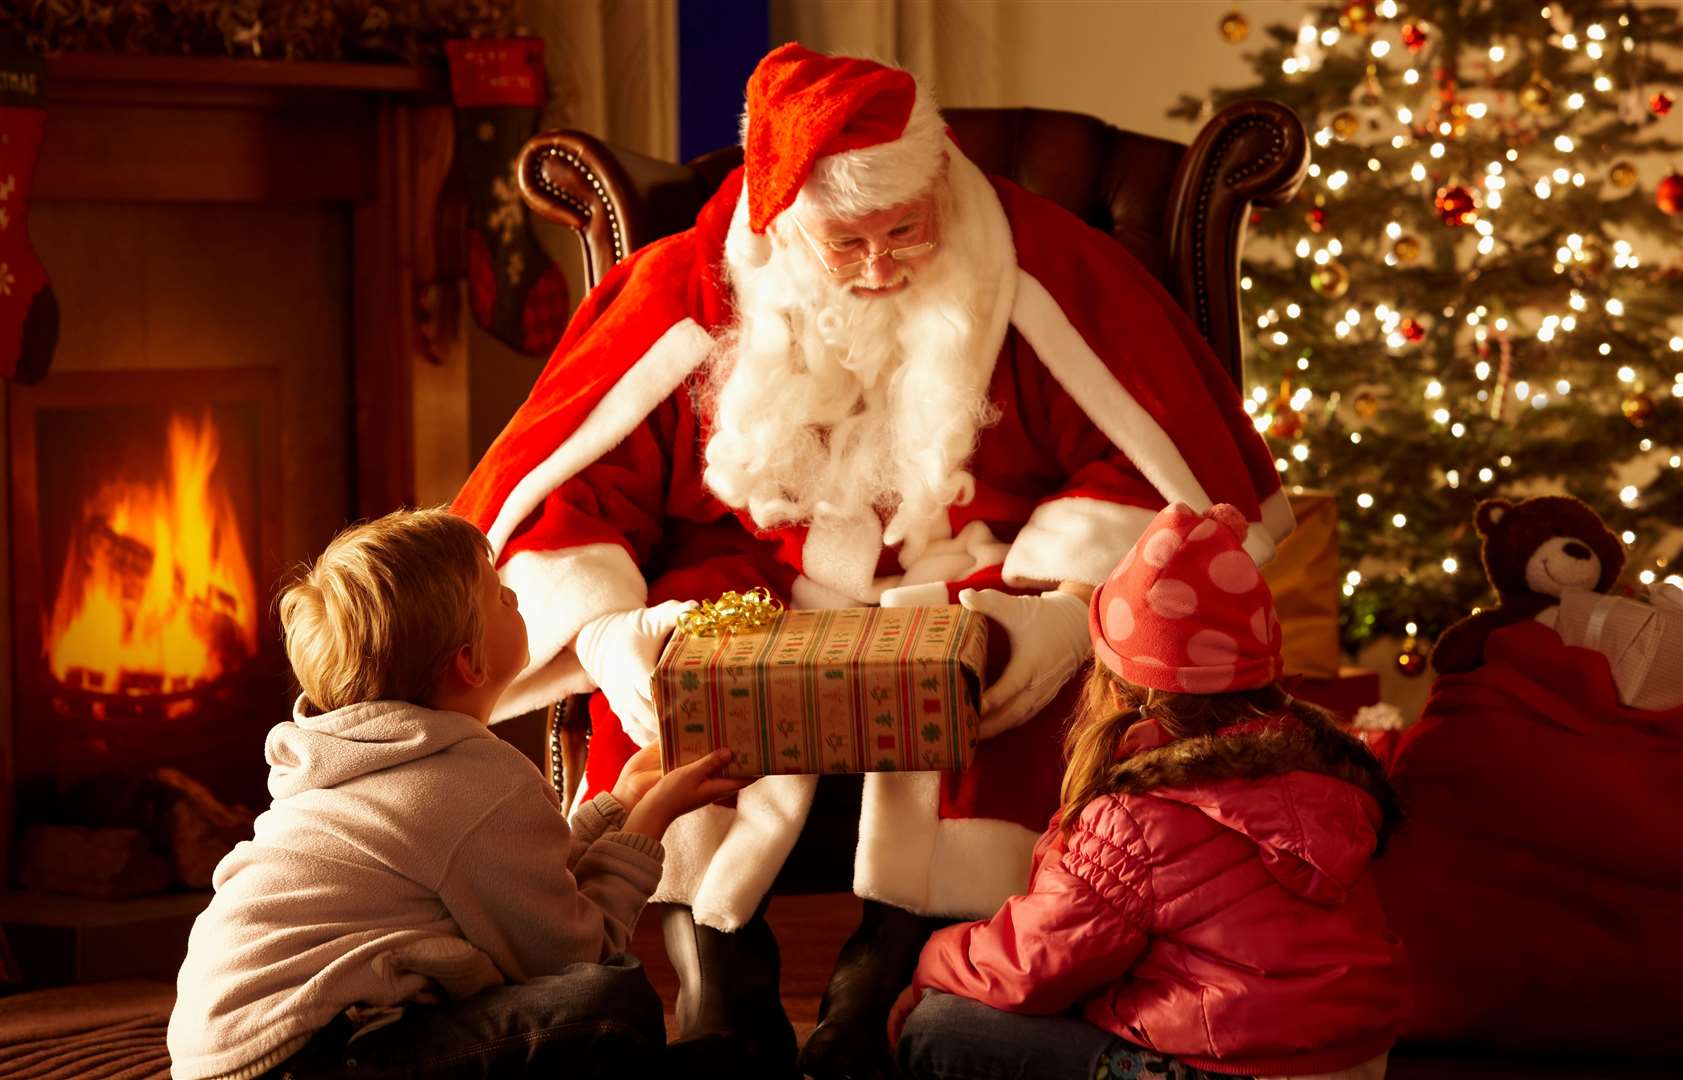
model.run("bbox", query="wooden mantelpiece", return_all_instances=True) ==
[33,52,456,515]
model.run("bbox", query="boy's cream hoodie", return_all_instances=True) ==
[167,699,663,1080]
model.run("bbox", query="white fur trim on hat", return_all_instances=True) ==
[790,82,947,222]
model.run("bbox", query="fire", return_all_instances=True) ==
[45,413,259,697]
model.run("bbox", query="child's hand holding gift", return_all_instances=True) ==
[622,748,750,841]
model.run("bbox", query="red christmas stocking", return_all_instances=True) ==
[0,50,56,384]
[444,38,569,357]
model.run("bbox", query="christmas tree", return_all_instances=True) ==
[1176,0,1683,673]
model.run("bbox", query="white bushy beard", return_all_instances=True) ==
[701,184,1000,567]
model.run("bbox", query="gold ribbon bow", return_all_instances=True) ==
[676,587,785,637]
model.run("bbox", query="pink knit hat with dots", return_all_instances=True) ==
[1090,502,1283,694]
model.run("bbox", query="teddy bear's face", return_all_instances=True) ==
[1523,535,1605,597]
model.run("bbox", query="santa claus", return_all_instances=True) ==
[456,44,1291,1080]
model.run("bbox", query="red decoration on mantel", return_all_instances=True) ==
[1657,172,1683,216]
[0,47,57,384]
[444,37,545,107]
[444,37,568,356]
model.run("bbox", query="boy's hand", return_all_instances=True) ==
[622,748,750,841]
[887,984,918,1050]
[610,744,665,813]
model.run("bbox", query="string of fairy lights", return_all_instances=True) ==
[1214,0,1683,670]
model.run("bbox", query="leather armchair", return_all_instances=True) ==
[514,101,1309,804]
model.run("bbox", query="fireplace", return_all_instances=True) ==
[9,368,285,825]
[0,54,457,912]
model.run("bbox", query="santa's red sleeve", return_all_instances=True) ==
[452,223,731,718]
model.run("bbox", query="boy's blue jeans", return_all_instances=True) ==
[260,955,663,1080]
[897,992,1251,1080]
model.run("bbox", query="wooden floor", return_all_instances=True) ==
[4,891,1680,1079]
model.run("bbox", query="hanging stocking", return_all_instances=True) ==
[0,48,57,384]
[444,37,569,357]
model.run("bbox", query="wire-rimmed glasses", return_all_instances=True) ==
[791,215,939,278]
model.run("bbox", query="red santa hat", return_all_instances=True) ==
[1090,502,1284,694]
[741,43,947,233]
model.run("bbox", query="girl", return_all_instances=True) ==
[891,502,1410,1080]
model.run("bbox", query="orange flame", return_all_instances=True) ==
[45,413,259,697]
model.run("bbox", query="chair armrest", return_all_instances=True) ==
[1167,99,1309,386]
[517,131,646,291]
[517,131,737,290]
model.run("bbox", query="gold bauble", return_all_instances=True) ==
[1332,110,1361,140]
[1219,10,1250,43]
[1574,236,1608,276]
[1520,74,1554,114]
[1445,101,1470,138]
[1310,259,1351,300]
[1610,161,1639,189]
[1340,0,1378,35]
[1623,390,1657,427]
[1268,407,1306,441]
[1353,389,1380,419]
[1392,234,1423,264]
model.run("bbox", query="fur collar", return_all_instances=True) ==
[1111,709,1397,824]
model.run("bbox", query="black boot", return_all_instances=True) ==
[662,902,799,1079]
[797,900,947,1080]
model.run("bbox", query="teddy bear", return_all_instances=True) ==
[1429,495,1626,675]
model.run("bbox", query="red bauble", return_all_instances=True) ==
[1658,172,1683,216]
[1401,22,1429,52]
[1434,184,1480,227]
[1307,206,1327,232]
[1400,317,1426,342]
[1653,91,1676,118]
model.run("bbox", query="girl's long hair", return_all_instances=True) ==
[1058,662,1401,850]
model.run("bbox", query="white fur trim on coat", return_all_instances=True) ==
[485,319,715,559]
[1011,271,1213,515]
[652,775,819,931]
[1003,498,1161,588]
[854,772,1039,919]
[491,544,646,722]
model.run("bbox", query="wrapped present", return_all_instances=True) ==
[1556,584,1683,711]
[1261,489,1341,677]
[654,603,987,778]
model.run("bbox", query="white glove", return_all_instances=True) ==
[958,588,1091,739]
[572,600,694,747]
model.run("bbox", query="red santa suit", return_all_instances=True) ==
[456,102,1289,936]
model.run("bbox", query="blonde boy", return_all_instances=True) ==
[168,508,741,1080]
